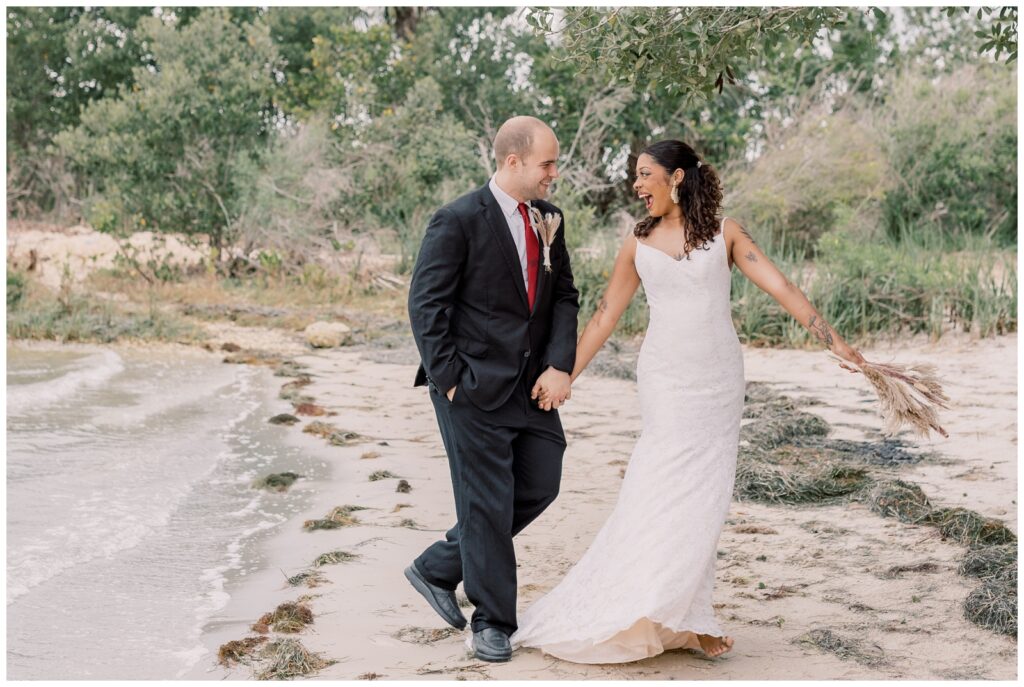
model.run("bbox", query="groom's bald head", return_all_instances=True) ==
[492,116,559,202]
[493,116,554,169]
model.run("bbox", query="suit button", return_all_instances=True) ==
[523,351,531,358]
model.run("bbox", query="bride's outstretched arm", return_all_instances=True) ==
[570,231,642,382]
[725,218,865,370]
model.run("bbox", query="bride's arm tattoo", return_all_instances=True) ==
[744,250,757,263]
[739,225,756,245]
[808,314,834,347]
[582,298,610,332]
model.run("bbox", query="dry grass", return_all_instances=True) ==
[252,638,334,680]
[734,460,870,505]
[218,636,268,666]
[302,421,364,445]
[958,544,1017,582]
[963,579,1017,636]
[790,436,921,466]
[279,376,313,402]
[867,484,1017,635]
[740,411,831,450]
[294,402,331,416]
[275,360,309,377]
[794,628,887,666]
[313,550,361,567]
[222,349,286,367]
[287,570,329,588]
[303,421,338,438]
[252,472,302,492]
[90,257,405,312]
[252,601,314,634]
[303,505,368,531]
[925,507,1017,548]
[848,357,950,439]
[866,479,933,523]
[368,470,398,481]
[741,384,1015,639]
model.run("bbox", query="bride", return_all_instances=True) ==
[518,139,865,664]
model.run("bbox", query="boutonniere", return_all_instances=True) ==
[528,207,561,273]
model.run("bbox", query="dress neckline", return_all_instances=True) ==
[635,232,723,263]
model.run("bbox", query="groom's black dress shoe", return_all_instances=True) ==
[404,563,467,630]
[472,627,512,662]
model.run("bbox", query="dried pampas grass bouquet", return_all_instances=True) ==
[829,354,950,439]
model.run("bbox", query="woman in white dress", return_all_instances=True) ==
[515,140,865,664]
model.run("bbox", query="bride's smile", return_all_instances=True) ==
[633,153,684,219]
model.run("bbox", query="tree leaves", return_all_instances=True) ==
[528,7,846,104]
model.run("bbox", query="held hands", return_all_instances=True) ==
[531,367,572,411]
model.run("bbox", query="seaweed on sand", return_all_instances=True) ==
[253,472,302,491]
[303,505,368,531]
[252,601,314,634]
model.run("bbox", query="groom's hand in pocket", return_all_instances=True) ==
[446,386,457,401]
[532,367,571,411]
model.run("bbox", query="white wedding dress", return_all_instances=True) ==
[509,218,745,664]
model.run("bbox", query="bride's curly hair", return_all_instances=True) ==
[633,140,724,259]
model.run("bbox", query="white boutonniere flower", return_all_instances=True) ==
[528,207,562,273]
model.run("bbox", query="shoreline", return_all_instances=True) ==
[174,328,1016,680]
[7,338,336,679]
[7,326,1017,679]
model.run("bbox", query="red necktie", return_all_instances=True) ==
[517,202,540,310]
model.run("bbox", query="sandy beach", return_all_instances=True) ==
[183,325,1017,680]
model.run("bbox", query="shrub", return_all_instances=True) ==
[878,63,1016,246]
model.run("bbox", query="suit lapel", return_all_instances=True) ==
[531,230,547,315]
[480,185,530,312]
[528,203,552,315]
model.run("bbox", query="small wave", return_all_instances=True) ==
[89,364,260,429]
[7,350,125,415]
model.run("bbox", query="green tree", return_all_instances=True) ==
[880,63,1016,245]
[263,6,376,117]
[7,7,84,153]
[55,9,280,258]
[946,6,1017,62]
[336,76,483,270]
[527,7,846,103]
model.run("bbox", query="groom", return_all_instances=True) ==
[405,116,579,662]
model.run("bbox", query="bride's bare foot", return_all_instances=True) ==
[696,633,734,657]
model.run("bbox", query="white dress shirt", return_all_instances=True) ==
[488,175,540,292]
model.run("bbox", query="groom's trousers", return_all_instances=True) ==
[414,371,565,636]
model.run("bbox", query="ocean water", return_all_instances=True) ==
[6,342,332,679]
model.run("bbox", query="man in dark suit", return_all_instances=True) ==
[404,116,579,662]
